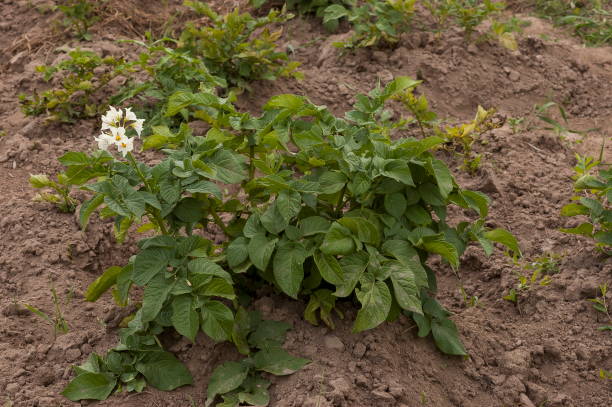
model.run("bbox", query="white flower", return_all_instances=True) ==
[124,107,138,123]
[110,126,126,144]
[94,133,114,150]
[101,106,123,130]
[116,135,134,157]
[131,118,145,137]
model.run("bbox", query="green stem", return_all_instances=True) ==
[210,207,229,236]
[126,152,169,235]
[248,144,255,182]
[335,185,347,218]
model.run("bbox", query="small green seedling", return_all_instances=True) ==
[30,173,79,213]
[588,283,611,331]
[508,116,524,134]
[55,0,99,40]
[560,155,611,252]
[23,288,70,338]
[504,254,559,310]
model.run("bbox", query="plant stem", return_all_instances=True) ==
[210,207,229,236]
[126,152,169,235]
[335,185,347,217]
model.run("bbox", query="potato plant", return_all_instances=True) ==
[41,79,520,401]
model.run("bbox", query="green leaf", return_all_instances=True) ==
[136,351,193,391]
[174,197,203,223]
[431,318,467,356]
[85,266,125,302]
[248,320,291,350]
[188,258,233,283]
[207,149,247,184]
[300,216,331,236]
[338,216,380,246]
[238,375,270,406]
[79,194,105,230]
[265,94,305,110]
[483,228,521,256]
[276,190,302,222]
[314,251,344,285]
[186,180,222,199]
[335,252,368,297]
[200,278,236,300]
[273,241,307,299]
[206,361,249,406]
[430,159,454,198]
[252,348,309,375]
[248,233,277,271]
[260,202,288,234]
[61,372,116,401]
[560,203,589,217]
[226,237,249,269]
[320,222,355,255]
[560,222,594,237]
[422,235,459,269]
[384,192,407,219]
[387,261,423,314]
[323,4,348,23]
[201,300,234,342]
[319,171,347,194]
[133,248,172,286]
[171,295,199,342]
[141,273,175,323]
[383,160,414,186]
[353,274,392,332]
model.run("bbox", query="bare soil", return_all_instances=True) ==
[0,1,610,406]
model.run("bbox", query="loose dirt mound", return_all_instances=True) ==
[0,1,610,406]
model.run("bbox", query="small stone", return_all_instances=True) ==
[329,377,352,403]
[353,342,367,358]
[303,395,332,407]
[355,374,369,388]
[323,335,344,351]
[519,393,536,407]
[65,348,82,362]
[2,303,30,316]
[371,390,395,402]
[5,382,19,395]
[509,70,520,81]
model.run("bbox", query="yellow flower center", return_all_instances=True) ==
[115,135,121,141]
[121,143,127,148]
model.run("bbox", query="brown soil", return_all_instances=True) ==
[0,1,610,406]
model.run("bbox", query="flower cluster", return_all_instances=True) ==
[94,106,144,157]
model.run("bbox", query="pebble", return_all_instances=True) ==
[323,335,344,351]
[65,348,82,362]
[355,374,369,388]
[5,382,19,395]
[519,393,536,407]
[353,342,367,358]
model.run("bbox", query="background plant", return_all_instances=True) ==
[327,0,417,48]
[251,0,349,30]
[19,49,135,122]
[423,0,505,41]
[535,0,611,45]
[55,0,99,40]
[588,283,611,332]
[180,2,302,90]
[560,155,611,253]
